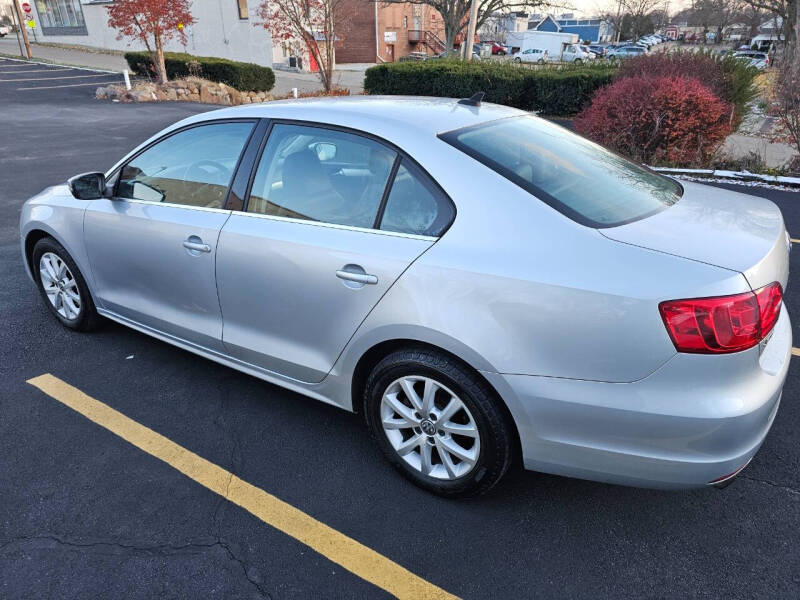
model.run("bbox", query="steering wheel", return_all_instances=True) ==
[183,160,231,207]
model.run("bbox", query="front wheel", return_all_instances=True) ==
[574,58,583,64]
[363,348,514,497]
[32,237,101,332]
[514,57,521,63]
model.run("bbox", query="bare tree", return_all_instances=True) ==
[258,0,347,92]
[596,0,626,42]
[622,0,662,39]
[740,0,796,42]
[692,0,746,43]
[773,47,800,157]
[375,0,551,54]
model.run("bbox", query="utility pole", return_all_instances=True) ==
[12,0,32,59]
[464,0,479,60]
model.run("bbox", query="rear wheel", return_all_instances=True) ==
[514,57,521,63]
[363,348,514,497]
[32,237,100,332]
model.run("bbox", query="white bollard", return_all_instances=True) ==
[123,69,131,91]
[291,87,298,99]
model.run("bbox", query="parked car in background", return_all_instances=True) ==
[20,97,791,497]
[0,25,11,37]
[487,41,509,55]
[559,43,593,63]
[733,50,770,69]
[608,45,646,59]
[513,48,549,64]
[587,45,606,58]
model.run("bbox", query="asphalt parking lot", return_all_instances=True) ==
[2,57,799,599]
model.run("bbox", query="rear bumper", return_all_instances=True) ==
[485,306,791,489]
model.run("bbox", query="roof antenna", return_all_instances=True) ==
[458,92,485,107]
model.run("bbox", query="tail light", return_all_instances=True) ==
[659,282,782,354]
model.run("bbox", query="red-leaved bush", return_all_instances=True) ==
[574,76,732,166]
[617,52,733,106]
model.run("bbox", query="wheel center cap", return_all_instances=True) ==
[420,419,436,436]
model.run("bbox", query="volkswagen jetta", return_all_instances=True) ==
[20,97,791,496]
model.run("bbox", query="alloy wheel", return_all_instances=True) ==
[380,376,481,480]
[39,252,81,320]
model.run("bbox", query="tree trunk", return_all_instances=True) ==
[444,25,456,55]
[153,34,167,84]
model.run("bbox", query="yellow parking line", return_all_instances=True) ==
[792,347,800,357]
[27,374,457,600]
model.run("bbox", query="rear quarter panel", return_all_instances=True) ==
[339,148,750,384]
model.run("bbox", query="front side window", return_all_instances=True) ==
[440,115,681,228]
[118,122,254,209]
[247,124,397,229]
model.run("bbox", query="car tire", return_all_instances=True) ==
[514,57,521,63]
[574,58,583,64]
[537,58,544,64]
[32,237,101,332]
[363,347,514,497]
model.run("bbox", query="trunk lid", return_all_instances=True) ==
[600,181,790,291]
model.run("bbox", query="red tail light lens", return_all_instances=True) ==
[659,282,782,354]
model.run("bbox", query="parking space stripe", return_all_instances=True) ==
[26,374,457,600]
[792,347,800,357]
[790,238,800,244]
[0,68,73,74]
[0,73,120,82]
[17,80,123,91]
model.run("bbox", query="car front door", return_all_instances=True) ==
[216,122,455,383]
[83,120,256,351]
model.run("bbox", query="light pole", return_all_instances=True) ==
[464,0,479,60]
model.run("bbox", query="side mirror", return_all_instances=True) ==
[68,172,106,200]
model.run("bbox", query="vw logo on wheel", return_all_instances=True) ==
[420,419,436,436]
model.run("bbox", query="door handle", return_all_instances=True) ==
[336,269,378,285]
[183,237,211,254]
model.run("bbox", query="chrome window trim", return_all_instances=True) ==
[109,197,233,215]
[230,209,438,242]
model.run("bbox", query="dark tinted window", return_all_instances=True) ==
[441,115,681,227]
[380,160,453,236]
[118,122,254,208]
[248,124,397,229]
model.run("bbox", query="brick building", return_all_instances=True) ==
[336,1,446,63]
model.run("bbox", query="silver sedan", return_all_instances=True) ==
[20,97,791,497]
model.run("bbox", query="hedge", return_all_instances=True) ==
[124,51,275,92]
[363,60,617,116]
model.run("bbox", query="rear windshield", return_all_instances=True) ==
[440,115,682,228]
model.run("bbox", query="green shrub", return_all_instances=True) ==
[363,59,617,116]
[124,51,275,92]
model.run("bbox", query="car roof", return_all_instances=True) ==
[180,96,526,139]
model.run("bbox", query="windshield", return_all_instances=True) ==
[440,115,682,228]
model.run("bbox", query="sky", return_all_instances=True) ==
[560,0,690,17]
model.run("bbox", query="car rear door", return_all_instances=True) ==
[83,120,257,352]
[215,122,454,383]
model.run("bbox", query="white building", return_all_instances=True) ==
[27,0,280,67]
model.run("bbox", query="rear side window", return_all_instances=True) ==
[380,159,453,237]
[247,123,396,229]
[440,115,681,228]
